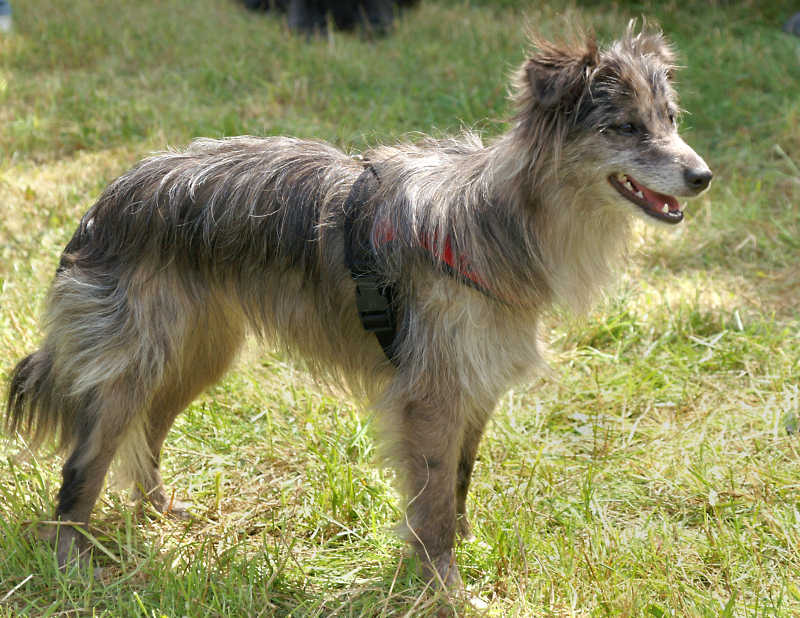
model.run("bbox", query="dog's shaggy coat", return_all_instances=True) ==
[6,25,710,586]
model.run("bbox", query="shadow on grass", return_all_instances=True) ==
[0,503,475,617]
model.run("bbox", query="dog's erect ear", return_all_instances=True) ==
[634,32,675,66]
[624,20,676,78]
[523,36,599,109]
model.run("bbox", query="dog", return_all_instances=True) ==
[6,24,711,588]
[241,0,419,34]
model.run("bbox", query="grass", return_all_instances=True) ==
[1,0,799,615]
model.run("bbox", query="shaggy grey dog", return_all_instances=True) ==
[7,24,710,588]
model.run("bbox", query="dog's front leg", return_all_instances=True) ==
[455,415,489,543]
[398,399,464,589]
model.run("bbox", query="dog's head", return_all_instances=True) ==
[515,23,712,225]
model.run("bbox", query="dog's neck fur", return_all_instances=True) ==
[488,126,631,313]
[369,126,630,316]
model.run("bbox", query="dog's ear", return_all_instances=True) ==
[624,20,677,78]
[523,36,599,109]
[635,32,675,67]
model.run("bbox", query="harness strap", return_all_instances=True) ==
[372,221,494,298]
[343,162,500,364]
[343,164,399,364]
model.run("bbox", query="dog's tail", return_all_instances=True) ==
[6,222,92,450]
[6,344,76,449]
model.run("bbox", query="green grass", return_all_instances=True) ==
[1,0,799,615]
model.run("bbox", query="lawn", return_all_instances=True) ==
[1,0,799,615]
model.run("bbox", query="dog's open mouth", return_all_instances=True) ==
[608,173,684,224]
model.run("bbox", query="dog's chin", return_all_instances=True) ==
[607,173,685,226]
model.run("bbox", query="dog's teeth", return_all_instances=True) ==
[635,190,644,199]
[662,204,669,214]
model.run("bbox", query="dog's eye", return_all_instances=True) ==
[615,123,638,136]
[668,112,677,127]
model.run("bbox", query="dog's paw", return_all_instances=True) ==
[422,550,463,591]
[53,525,89,571]
[456,515,476,543]
[160,498,194,520]
[136,486,195,520]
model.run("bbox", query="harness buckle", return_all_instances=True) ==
[353,276,395,334]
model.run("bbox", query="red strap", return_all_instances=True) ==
[371,220,493,296]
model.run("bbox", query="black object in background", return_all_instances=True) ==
[242,0,419,34]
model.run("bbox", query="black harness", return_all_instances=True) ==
[343,162,500,365]
[343,164,399,364]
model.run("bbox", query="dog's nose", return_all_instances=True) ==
[684,166,713,192]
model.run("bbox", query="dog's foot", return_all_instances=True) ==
[155,496,194,520]
[456,515,476,543]
[135,486,194,519]
[53,525,89,570]
[422,550,463,590]
[40,520,94,571]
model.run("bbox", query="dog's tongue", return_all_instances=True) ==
[639,182,680,213]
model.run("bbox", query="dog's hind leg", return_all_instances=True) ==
[127,387,199,518]
[42,265,219,566]
[395,398,465,589]
[129,319,245,517]
[53,376,148,568]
